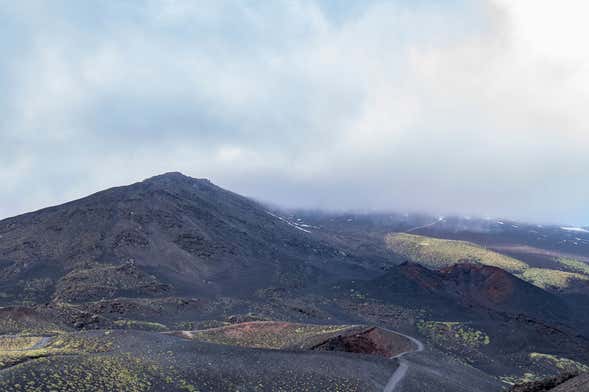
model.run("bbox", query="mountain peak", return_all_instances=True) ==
[143,171,209,184]
[140,172,213,191]
[148,171,189,179]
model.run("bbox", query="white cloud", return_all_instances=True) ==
[1,1,588,224]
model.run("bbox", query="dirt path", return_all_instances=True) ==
[29,336,51,350]
[406,219,442,233]
[1,335,52,351]
[382,329,425,392]
[0,336,53,375]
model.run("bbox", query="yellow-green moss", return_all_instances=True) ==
[0,336,42,351]
[113,319,169,332]
[417,320,490,349]
[386,233,528,274]
[500,373,543,385]
[387,233,589,290]
[520,268,589,290]
[557,257,589,275]
[0,333,113,370]
[529,352,589,373]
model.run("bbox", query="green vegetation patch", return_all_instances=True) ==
[529,352,589,373]
[521,268,589,290]
[48,333,113,353]
[417,320,490,349]
[386,233,528,274]
[557,257,589,275]
[0,333,113,370]
[0,354,187,392]
[387,233,589,290]
[500,372,544,386]
[0,313,64,336]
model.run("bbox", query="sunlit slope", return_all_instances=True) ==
[386,233,528,273]
[176,321,357,350]
[521,268,589,291]
[386,233,589,291]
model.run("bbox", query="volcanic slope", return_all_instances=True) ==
[385,233,589,294]
[0,172,368,304]
[342,261,569,321]
[337,262,589,379]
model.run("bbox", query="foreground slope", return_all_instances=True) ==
[335,261,589,381]
[0,330,397,392]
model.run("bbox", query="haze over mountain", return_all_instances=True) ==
[2,1,589,224]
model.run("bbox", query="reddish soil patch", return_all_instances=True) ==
[400,263,442,291]
[440,263,515,304]
[223,321,292,339]
[311,327,414,358]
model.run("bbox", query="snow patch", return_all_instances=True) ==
[561,227,589,233]
[266,211,312,233]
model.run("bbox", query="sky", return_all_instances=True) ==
[1,0,588,225]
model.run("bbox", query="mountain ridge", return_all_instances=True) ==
[0,172,366,303]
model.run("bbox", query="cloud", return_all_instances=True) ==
[1,0,588,224]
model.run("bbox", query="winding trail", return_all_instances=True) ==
[0,336,53,375]
[406,220,441,233]
[0,335,52,351]
[29,336,51,350]
[382,329,425,392]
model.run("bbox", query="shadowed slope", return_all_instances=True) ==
[0,172,364,303]
[354,262,569,322]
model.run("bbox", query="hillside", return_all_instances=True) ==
[349,262,569,322]
[0,173,367,304]
[386,233,528,273]
[509,373,589,392]
[385,233,589,293]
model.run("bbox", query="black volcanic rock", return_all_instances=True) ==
[53,261,171,303]
[0,172,363,303]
